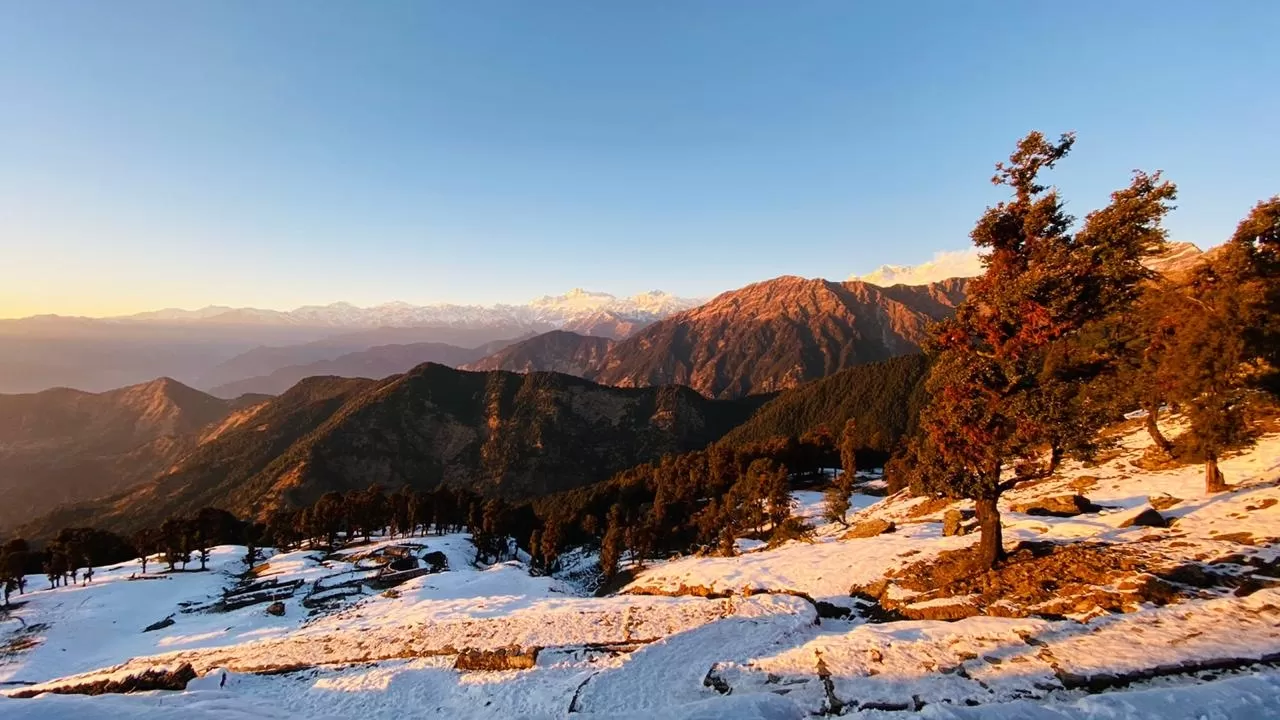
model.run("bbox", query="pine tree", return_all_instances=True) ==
[1160,198,1280,490]
[823,471,853,526]
[916,132,1175,568]
[599,504,624,584]
[132,528,156,573]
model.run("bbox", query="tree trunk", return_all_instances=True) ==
[1144,404,1173,454]
[1047,444,1064,476]
[974,495,1005,569]
[1205,451,1228,493]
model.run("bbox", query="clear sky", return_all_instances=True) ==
[1,1,1277,317]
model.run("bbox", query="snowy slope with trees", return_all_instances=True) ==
[3,418,1279,718]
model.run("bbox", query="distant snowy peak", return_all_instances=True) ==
[529,288,699,319]
[109,290,704,329]
[856,242,1207,287]
[854,249,985,287]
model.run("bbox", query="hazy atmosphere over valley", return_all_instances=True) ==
[2,3,1279,719]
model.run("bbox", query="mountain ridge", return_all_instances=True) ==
[0,378,254,531]
[589,275,969,398]
[19,364,763,537]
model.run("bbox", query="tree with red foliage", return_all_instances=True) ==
[916,132,1175,568]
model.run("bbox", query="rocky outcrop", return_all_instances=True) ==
[454,647,539,671]
[943,509,969,537]
[1011,494,1100,517]
[8,664,198,698]
[1118,506,1167,528]
[843,519,896,539]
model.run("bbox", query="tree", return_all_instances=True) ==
[44,549,68,589]
[132,528,157,574]
[159,518,190,571]
[540,516,564,572]
[916,132,1175,568]
[823,472,853,526]
[1160,198,1280,490]
[749,459,792,528]
[1110,285,1186,454]
[1,538,28,601]
[599,504,624,585]
[838,419,860,478]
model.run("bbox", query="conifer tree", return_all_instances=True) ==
[1160,197,1280,490]
[917,132,1175,568]
[599,504,624,584]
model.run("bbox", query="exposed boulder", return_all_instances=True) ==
[454,646,538,671]
[265,601,286,617]
[1070,475,1100,493]
[900,597,981,621]
[1118,506,1167,529]
[1011,494,1100,517]
[942,509,968,537]
[423,550,449,573]
[142,616,175,633]
[1149,494,1183,511]
[843,519,896,539]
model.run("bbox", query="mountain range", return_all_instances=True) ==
[2,245,1216,538]
[17,365,765,537]
[0,290,699,394]
[208,339,521,398]
[86,288,701,329]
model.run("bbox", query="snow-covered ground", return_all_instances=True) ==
[3,420,1280,718]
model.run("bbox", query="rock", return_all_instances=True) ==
[423,550,449,573]
[454,646,538,671]
[8,664,198,698]
[813,600,852,620]
[1011,494,1100,517]
[942,509,967,537]
[1118,507,1167,528]
[1149,495,1183,511]
[900,598,981,621]
[850,578,890,602]
[265,601,286,616]
[843,519,896,539]
[143,616,175,633]
[1070,475,1100,493]
[1214,532,1257,546]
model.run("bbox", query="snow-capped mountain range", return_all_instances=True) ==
[853,242,1206,287]
[108,289,703,329]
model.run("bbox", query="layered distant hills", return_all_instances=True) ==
[462,331,615,376]
[0,378,261,530]
[0,289,700,394]
[208,339,521,398]
[18,365,763,537]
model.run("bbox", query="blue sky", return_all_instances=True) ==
[1,1,1277,317]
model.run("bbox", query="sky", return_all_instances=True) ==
[1,1,1277,318]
